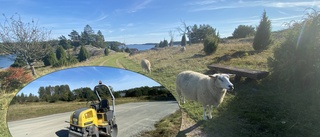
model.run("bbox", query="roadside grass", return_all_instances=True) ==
[6,97,149,122]
[0,93,15,137]
[139,110,182,137]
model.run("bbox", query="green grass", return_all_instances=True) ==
[7,97,149,122]
[0,93,15,137]
[3,35,318,136]
[139,110,182,137]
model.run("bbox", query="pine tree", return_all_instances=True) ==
[253,10,272,51]
[181,34,187,46]
[78,46,90,62]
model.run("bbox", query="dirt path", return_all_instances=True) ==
[179,110,207,137]
[115,58,125,69]
[98,57,110,66]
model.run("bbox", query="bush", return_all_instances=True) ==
[104,48,109,56]
[268,10,320,92]
[11,56,27,68]
[0,67,33,92]
[77,46,90,62]
[67,54,78,65]
[42,51,58,66]
[203,36,219,55]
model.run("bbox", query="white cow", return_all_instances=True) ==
[176,70,234,120]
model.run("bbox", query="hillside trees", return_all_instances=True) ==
[58,35,71,49]
[190,24,217,43]
[0,14,52,76]
[81,24,95,45]
[253,10,272,51]
[232,25,255,38]
[94,30,106,48]
[68,30,81,47]
[157,39,169,48]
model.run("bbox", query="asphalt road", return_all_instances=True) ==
[7,101,180,137]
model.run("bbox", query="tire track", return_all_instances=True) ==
[116,58,125,69]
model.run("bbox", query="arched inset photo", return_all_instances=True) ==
[7,66,180,137]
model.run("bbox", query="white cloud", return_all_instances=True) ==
[190,1,320,12]
[128,0,153,13]
[266,1,320,8]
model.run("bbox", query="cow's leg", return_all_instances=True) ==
[203,105,207,120]
[208,105,213,119]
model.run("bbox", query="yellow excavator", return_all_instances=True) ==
[68,81,118,137]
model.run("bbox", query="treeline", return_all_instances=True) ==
[11,85,174,103]
[10,24,124,68]
[56,24,122,50]
[118,86,175,100]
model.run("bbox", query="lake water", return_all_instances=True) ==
[121,44,156,51]
[0,54,15,69]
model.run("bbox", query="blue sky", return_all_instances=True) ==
[18,66,160,96]
[0,0,319,44]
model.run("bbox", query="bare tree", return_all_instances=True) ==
[176,20,192,45]
[0,14,52,76]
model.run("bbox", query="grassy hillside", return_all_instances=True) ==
[3,33,318,136]
[126,36,319,136]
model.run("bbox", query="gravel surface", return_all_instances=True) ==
[7,101,179,137]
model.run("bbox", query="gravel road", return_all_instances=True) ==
[7,101,180,137]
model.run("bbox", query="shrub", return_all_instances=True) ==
[77,46,90,62]
[67,53,79,65]
[42,51,58,66]
[268,10,320,92]
[11,56,27,68]
[104,48,109,56]
[203,36,219,55]
[0,67,33,92]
